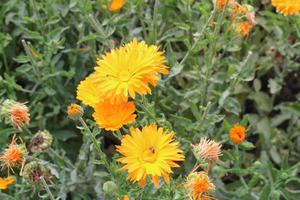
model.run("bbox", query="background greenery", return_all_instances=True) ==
[0,0,300,199]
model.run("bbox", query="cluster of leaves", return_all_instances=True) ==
[0,0,300,199]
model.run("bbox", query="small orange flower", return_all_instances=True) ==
[118,195,130,200]
[67,103,84,120]
[238,22,253,37]
[192,138,222,163]
[10,102,30,130]
[229,124,246,144]
[214,0,233,9]
[102,0,126,12]
[185,172,215,200]
[0,136,26,173]
[272,0,300,16]
[0,176,15,190]
[92,100,136,131]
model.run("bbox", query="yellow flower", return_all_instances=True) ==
[272,0,300,16]
[92,100,136,131]
[192,138,222,163]
[116,124,184,188]
[229,124,246,144]
[93,38,168,103]
[0,176,15,190]
[109,0,126,12]
[77,73,103,107]
[0,136,26,173]
[185,172,215,200]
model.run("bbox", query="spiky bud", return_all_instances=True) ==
[23,161,51,184]
[67,104,84,120]
[103,181,118,194]
[29,130,53,153]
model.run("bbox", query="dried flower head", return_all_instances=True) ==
[67,103,84,120]
[272,0,300,16]
[29,130,53,153]
[229,124,246,144]
[185,172,215,200]
[92,100,136,131]
[213,0,233,9]
[192,138,222,163]
[116,124,185,188]
[0,176,15,190]
[0,136,27,173]
[0,100,30,130]
[23,161,51,184]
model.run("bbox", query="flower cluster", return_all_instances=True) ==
[76,39,168,131]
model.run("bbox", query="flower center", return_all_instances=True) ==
[119,70,132,82]
[142,146,157,163]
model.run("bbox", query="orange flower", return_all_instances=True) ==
[118,195,130,200]
[192,138,222,163]
[214,0,233,9]
[272,0,300,16]
[102,0,126,12]
[229,124,246,144]
[92,100,136,131]
[67,103,84,120]
[10,102,30,130]
[238,22,253,37]
[0,176,15,190]
[185,172,215,200]
[0,136,26,173]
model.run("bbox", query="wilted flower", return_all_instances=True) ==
[271,0,300,16]
[192,138,222,163]
[67,103,84,120]
[23,161,51,184]
[0,100,30,130]
[238,22,253,37]
[229,124,246,144]
[0,176,15,190]
[92,100,136,131]
[185,172,215,200]
[0,136,27,173]
[29,130,53,153]
[116,124,185,188]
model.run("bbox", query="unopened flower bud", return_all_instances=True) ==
[67,104,83,120]
[29,130,53,153]
[103,181,118,194]
[23,161,51,184]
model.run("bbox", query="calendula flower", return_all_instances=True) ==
[117,195,130,200]
[272,0,300,16]
[77,73,103,107]
[67,103,84,120]
[192,138,222,163]
[103,0,126,12]
[229,124,246,144]
[93,39,168,103]
[238,22,253,37]
[29,130,53,153]
[185,172,215,200]
[92,100,136,131]
[116,124,185,188]
[213,0,233,9]
[23,161,51,184]
[0,176,15,190]
[0,136,27,173]
[0,100,30,130]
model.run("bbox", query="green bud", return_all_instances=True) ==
[103,181,118,194]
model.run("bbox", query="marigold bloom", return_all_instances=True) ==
[272,0,300,16]
[118,195,130,200]
[116,124,185,188]
[93,38,168,103]
[192,138,222,163]
[0,137,26,173]
[67,103,84,120]
[0,176,15,190]
[185,172,215,200]
[92,100,136,131]
[109,0,126,12]
[239,22,253,37]
[229,124,246,144]
[214,0,233,9]
[77,73,103,107]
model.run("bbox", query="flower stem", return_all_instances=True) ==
[234,145,249,190]
[40,176,55,200]
[79,117,110,170]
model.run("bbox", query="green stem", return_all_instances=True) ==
[235,145,249,190]
[40,176,55,200]
[152,0,159,43]
[79,117,110,170]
